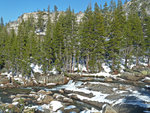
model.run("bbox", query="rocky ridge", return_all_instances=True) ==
[124,0,150,15]
[7,0,150,36]
[7,11,84,35]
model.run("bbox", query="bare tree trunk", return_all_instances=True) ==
[72,55,74,73]
[136,55,139,67]
[98,59,101,72]
[112,57,115,71]
[86,55,89,73]
[65,51,68,73]
[148,57,150,67]
[70,55,72,73]
[125,56,128,69]
[77,56,79,73]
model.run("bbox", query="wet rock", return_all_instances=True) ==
[64,107,80,113]
[2,91,7,94]
[118,85,126,90]
[43,109,51,113]
[10,95,16,99]
[46,91,52,95]
[83,99,104,109]
[29,93,38,99]
[30,91,36,94]
[7,104,15,109]
[105,77,113,82]
[37,90,46,95]
[13,97,21,102]
[68,94,78,100]
[59,89,64,94]
[113,104,145,113]
[64,90,94,98]
[132,66,150,73]
[43,95,53,104]
[64,77,70,84]
[143,79,150,84]
[0,78,9,84]
[27,81,34,86]
[53,93,65,101]
[106,94,126,100]
[16,94,29,98]
[63,97,73,103]
[85,83,114,94]
[102,104,117,113]
[121,72,145,81]
[4,83,15,88]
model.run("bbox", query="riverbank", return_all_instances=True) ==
[0,66,150,113]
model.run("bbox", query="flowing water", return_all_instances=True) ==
[0,77,150,113]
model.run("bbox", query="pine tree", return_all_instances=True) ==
[80,4,94,73]
[93,2,105,72]
[63,7,78,73]
[128,10,144,66]
[143,15,150,66]
[0,24,7,70]
[37,10,44,32]
[42,6,54,73]
[54,5,59,23]
[53,14,65,73]
[108,0,126,72]
[0,17,4,27]
[121,18,133,69]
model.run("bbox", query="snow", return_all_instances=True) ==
[75,63,121,78]
[74,64,87,72]
[80,108,100,113]
[50,101,63,111]
[113,88,118,91]
[14,76,24,84]
[5,109,9,112]
[129,64,135,69]
[46,83,57,86]
[116,90,128,94]
[0,84,4,87]
[102,63,111,73]
[145,85,150,88]
[1,72,12,78]
[49,67,58,75]
[30,63,43,74]
[56,110,63,113]
[142,77,150,82]
[41,104,50,109]
[37,94,45,101]
[112,98,124,106]
[12,102,19,106]
[30,63,58,75]
[24,105,47,112]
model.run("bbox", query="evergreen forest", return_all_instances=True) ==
[0,0,150,76]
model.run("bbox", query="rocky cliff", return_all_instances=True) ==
[124,0,150,15]
[7,11,84,35]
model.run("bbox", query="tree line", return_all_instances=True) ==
[0,0,150,76]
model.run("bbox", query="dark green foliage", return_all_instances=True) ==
[0,1,148,76]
